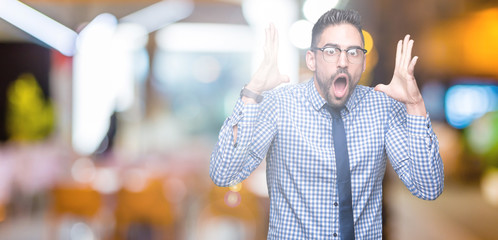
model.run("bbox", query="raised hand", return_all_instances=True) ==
[245,24,290,94]
[374,35,426,116]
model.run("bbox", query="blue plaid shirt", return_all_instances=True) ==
[210,79,444,239]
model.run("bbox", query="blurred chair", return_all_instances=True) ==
[0,203,5,223]
[49,184,104,239]
[196,182,267,240]
[113,178,175,240]
[52,185,101,217]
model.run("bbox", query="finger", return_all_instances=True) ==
[402,35,410,54]
[374,83,388,93]
[272,24,279,61]
[269,23,274,47]
[404,39,414,70]
[280,75,291,84]
[395,40,402,69]
[408,56,418,75]
[263,25,271,59]
[400,34,410,68]
[265,24,274,61]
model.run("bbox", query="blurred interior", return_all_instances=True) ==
[0,0,497,239]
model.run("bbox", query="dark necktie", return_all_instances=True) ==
[327,106,355,240]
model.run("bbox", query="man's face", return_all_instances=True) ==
[306,23,366,109]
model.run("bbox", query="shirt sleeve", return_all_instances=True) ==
[209,95,277,187]
[386,100,444,200]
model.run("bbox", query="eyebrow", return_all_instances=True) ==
[322,43,363,49]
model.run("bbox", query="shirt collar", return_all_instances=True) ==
[306,78,371,115]
[306,78,327,111]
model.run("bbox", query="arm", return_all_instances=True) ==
[386,101,444,200]
[235,24,289,141]
[210,24,288,187]
[210,97,277,187]
[377,35,444,199]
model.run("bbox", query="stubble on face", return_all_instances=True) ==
[316,68,355,109]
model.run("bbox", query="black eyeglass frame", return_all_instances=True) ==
[310,46,368,63]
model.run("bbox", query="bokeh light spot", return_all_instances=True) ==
[289,20,313,49]
[71,157,96,183]
[303,0,340,23]
[193,56,221,83]
[229,182,242,192]
[224,191,241,208]
[362,30,373,53]
[481,168,498,207]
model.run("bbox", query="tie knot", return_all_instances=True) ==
[326,105,343,119]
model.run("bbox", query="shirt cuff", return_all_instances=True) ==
[227,98,260,127]
[407,113,431,137]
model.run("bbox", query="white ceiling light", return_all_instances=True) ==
[0,0,77,56]
[72,13,118,156]
[303,0,340,23]
[289,19,313,49]
[156,23,254,52]
[120,0,193,33]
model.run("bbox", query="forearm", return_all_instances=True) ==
[233,97,257,143]
[392,114,444,200]
[209,99,268,186]
[406,115,444,199]
[210,129,256,187]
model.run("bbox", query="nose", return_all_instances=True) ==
[337,50,349,68]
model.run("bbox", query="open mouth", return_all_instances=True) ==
[333,76,348,98]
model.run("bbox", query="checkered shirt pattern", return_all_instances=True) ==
[210,79,444,240]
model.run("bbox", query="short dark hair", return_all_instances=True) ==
[310,9,365,49]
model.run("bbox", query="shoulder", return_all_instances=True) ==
[354,85,389,105]
[358,85,387,100]
[355,85,405,112]
[263,81,309,102]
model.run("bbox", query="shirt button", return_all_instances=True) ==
[334,202,338,206]
[233,143,238,148]
[333,233,338,237]
[239,111,242,115]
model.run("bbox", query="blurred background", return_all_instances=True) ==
[0,0,497,239]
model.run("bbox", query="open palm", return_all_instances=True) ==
[246,24,290,93]
[374,35,423,105]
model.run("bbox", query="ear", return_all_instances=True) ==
[306,50,316,72]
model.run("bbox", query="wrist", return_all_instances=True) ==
[406,101,427,117]
[240,85,263,104]
[245,82,263,94]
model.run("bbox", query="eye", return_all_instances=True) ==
[347,48,360,57]
[323,47,339,55]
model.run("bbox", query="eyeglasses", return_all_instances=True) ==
[311,46,367,64]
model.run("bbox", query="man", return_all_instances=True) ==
[210,8,444,239]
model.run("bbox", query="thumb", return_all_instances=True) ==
[280,75,290,83]
[374,84,388,93]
